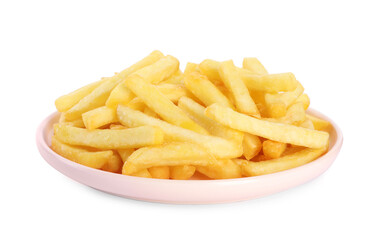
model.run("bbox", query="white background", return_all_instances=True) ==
[1,0,376,239]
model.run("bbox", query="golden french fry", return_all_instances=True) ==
[124,74,208,135]
[242,57,268,75]
[219,60,260,117]
[51,136,111,169]
[295,93,310,110]
[117,105,242,158]
[131,169,152,178]
[127,97,147,111]
[82,106,117,130]
[156,84,189,103]
[184,72,234,108]
[306,114,332,131]
[55,79,105,112]
[59,113,85,128]
[102,152,122,173]
[262,140,287,159]
[281,102,306,125]
[149,166,170,179]
[117,149,134,163]
[161,70,184,84]
[205,103,329,148]
[54,123,164,149]
[122,142,216,175]
[178,96,243,146]
[196,159,242,179]
[109,124,127,130]
[198,59,222,84]
[143,107,159,118]
[299,118,315,130]
[243,133,262,160]
[184,62,200,74]
[242,147,327,176]
[170,165,196,180]
[105,50,165,108]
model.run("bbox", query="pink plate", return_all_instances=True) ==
[36,109,342,204]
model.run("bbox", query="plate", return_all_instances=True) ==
[36,109,342,204]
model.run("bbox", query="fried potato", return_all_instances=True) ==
[55,79,104,112]
[117,105,242,158]
[306,114,332,131]
[299,118,315,130]
[51,136,111,169]
[242,147,328,176]
[243,133,262,160]
[143,107,159,118]
[294,93,310,110]
[262,140,287,159]
[102,152,122,173]
[82,106,117,130]
[124,74,208,135]
[131,169,152,178]
[196,159,242,179]
[205,103,329,148]
[184,72,234,108]
[109,124,127,130]
[122,142,216,175]
[281,102,306,125]
[117,149,134,163]
[198,59,222,84]
[178,96,243,145]
[54,123,164,149]
[148,166,170,179]
[170,165,196,180]
[219,60,260,117]
[242,57,268,75]
[184,62,200,74]
[156,84,189,103]
[127,97,147,111]
[59,113,85,128]
[161,70,184,84]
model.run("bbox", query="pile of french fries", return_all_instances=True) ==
[52,50,331,180]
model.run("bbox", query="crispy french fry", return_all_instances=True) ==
[295,93,310,110]
[117,149,134,163]
[242,147,327,176]
[281,102,306,125]
[124,75,208,135]
[300,118,315,130]
[156,84,189,103]
[54,123,164,149]
[184,72,234,108]
[161,70,184,84]
[196,159,242,179]
[198,59,222,84]
[205,103,329,148]
[242,57,268,75]
[127,97,147,111]
[51,136,111,169]
[131,169,152,178]
[55,79,105,112]
[59,113,85,128]
[149,166,170,179]
[143,107,159,118]
[243,134,262,160]
[262,140,287,159]
[109,124,127,130]
[178,96,243,145]
[170,165,196,180]
[122,142,216,175]
[102,152,122,173]
[117,105,242,158]
[184,62,200,74]
[219,60,260,117]
[82,106,117,130]
[105,50,165,108]
[306,114,332,131]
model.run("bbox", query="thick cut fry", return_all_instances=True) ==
[117,149,134,163]
[184,72,234,108]
[219,60,260,117]
[306,114,331,131]
[178,96,243,145]
[161,70,184,84]
[54,124,164,149]
[300,118,315,130]
[243,134,262,160]
[117,105,242,158]
[240,70,298,93]
[82,106,117,130]
[105,50,164,108]
[156,84,189,103]
[265,82,304,107]
[51,136,111,169]
[281,102,306,125]
[124,75,208,135]
[131,169,152,178]
[55,79,104,112]
[127,97,147,111]
[197,159,242,179]
[205,104,329,148]
[109,124,127,130]
[102,153,122,173]
[263,140,287,159]
[59,113,85,128]
[198,59,222,84]
[149,166,170,179]
[170,165,196,180]
[184,62,200,74]
[242,57,268,75]
[294,93,310,110]
[122,142,216,175]
[64,78,120,121]
[143,107,159,118]
[242,147,327,176]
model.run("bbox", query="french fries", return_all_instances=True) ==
[52,51,332,180]
[205,103,329,148]
[54,123,164,149]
